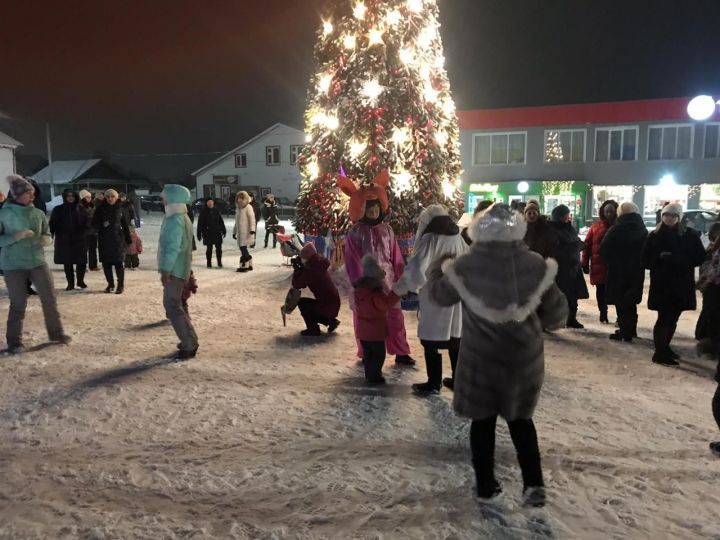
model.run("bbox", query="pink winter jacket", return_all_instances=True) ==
[345,221,404,309]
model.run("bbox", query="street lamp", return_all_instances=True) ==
[687,95,718,121]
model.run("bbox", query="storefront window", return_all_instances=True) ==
[643,185,688,219]
[699,184,720,211]
[591,185,634,216]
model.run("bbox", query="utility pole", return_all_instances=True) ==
[45,122,55,198]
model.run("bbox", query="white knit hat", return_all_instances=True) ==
[661,203,683,220]
[617,201,639,216]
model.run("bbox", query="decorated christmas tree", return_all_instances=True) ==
[545,131,564,163]
[293,0,464,238]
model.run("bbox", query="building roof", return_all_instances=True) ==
[0,130,21,149]
[457,97,716,130]
[32,159,101,184]
[191,123,303,176]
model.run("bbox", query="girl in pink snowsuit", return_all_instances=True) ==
[339,171,414,365]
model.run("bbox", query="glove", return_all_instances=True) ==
[250,231,255,236]
[582,265,590,275]
[222,232,226,238]
[659,251,674,261]
[232,233,237,240]
[291,257,304,271]
[14,230,34,241]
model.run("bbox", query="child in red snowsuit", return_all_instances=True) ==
[125,226,143,269]
[353,255,400,385]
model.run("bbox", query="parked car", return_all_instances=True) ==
[275,196,297,219]
[682,209,719,247]
[192,197,234,216]
[140,195,164,212]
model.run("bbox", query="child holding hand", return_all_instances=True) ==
[353,255,401,385]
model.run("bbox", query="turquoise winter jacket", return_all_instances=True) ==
[0,202,52,270]
[157,185,193,280]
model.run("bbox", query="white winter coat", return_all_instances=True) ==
[233,204,255,247]
[396,217,468,341]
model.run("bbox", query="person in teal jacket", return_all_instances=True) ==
[0,176,70,353]
[158,184,198,359]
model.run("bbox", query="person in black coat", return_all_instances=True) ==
[550,204,589,328]
[523,201,559,259]
[92,189,131,294]
[197,198,226,268]
[641,203,706,365]
[79,190,99,270]
[119,192,137,228]
[262,194,280,248]
[600,202,648,342]
[49,189,89,290]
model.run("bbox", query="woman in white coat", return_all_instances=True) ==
[394,205,468,395]
[232,191,256,272]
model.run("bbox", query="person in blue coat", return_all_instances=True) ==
[158,184,198,359]
[0,176,70,353]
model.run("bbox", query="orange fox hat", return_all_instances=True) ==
[337,170,390,223]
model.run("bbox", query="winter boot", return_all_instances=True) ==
[64,267,75,291]
[652,326,679,366]
[667,324,680,359]
[206,255,212,268]
[246,259,253,272]
[236,260,248,273]
[395,354,416,366]
[442,377,454,391]
[473,458,501,500]
[104,283,115,293]
[566,307,584,329]
[327,319,340,333]
[115,276,124,294]
[599,309,609,324]
[217,255,223,268]
[522,486,546,508]
[301,325,322,337]
[710,442,720,457]
[413,349,442,395]
[76,268,87,289]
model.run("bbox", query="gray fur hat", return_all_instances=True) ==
[362,254,385,280]
[468,203,527,243]
[7,175,33,198]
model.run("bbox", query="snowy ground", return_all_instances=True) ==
[0,213,719,539]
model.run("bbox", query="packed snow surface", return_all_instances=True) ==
[0,214,719,539]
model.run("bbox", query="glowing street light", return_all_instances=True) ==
[687,95,718,121]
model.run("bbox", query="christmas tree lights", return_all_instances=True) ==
[294,0,465,237]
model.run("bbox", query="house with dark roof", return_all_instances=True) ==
[32,159,153,200]
[192,123,305,204]
[0,130,22,194]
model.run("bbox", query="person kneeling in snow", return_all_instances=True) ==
[426,203,568,508]
[291,242,341,337]
[354,255,401,385]
[393,204,468,395]
[158,185,199,359]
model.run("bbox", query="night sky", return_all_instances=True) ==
[1,0,719,179]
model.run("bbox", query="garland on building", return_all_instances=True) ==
[293,0,464,237]
[542,180,575,196]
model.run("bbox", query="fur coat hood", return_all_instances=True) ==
[441,242,558,324]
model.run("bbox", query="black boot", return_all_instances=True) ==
[413,349,442,395]
[653,326,679,366]
[566,306,584,329]
[599,309,609,324]
[206,255,212,268]
[64,267,75,291]
[115,270,124,294]
[217,255,223,268]
[76,266,87,289]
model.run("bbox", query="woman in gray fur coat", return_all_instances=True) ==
[426,204,568,508]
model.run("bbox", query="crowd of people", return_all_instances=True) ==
[1,172,718,509]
